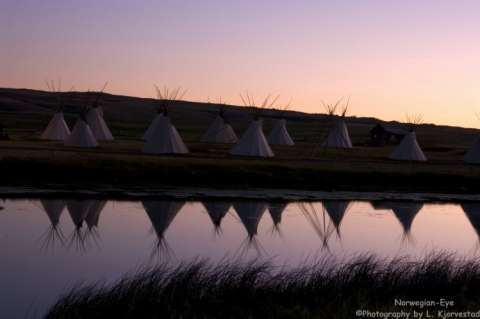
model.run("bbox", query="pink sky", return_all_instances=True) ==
[2,0,480,127]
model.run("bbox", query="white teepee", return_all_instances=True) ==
[142,85,189,154]
[64,117,98,148]
[41,112,71,141]
[143,112,162,140]
[389,132,427,161]
[321,98,353,148]
[143,114,189,154]
[322,119,352,148]
[464,137,480,164]
[86,108,114,141]
[268,119,294,146]
[201,115,238,144]
[230,119,274,157]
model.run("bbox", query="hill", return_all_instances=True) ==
[1,87,480,195]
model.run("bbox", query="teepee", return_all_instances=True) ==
[322,98,353,148]
[201,103,238,144]
[143,86,189,154]
[389,114,427,161]
[41,81,71,141]
[464,115,480,163]
[64,110,98,148]
[86,83,114,141]
[268,102,295,146]
[143,110,162,140]
[230,93,275,157]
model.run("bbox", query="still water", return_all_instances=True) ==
[1,197,480,317]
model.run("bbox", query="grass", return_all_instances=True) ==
[45,253,480,319]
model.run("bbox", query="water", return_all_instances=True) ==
[1,197,480,318]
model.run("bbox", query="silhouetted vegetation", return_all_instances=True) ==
[46,253,480,319]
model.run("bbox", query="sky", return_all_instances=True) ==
[2,0,480,127]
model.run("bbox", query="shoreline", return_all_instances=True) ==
[2,185,480,202]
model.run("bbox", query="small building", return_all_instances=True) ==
[370,123,408,146]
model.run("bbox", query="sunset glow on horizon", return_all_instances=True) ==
[3,0,480,128]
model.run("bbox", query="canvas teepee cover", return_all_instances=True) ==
[143,113,163,140]
[41,112,71,141]
[389,132,427,161]
[64,117,98,148]
[322,119,352,148]
[201,115,238,143]
[86,108,114,141]
[143,114,189,154]
[230,120,274,157]
[268,119,294,146]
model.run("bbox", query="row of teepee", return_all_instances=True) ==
[38,85,480,163]
[41,84,114,147]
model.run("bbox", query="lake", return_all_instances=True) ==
[1,196,480,318]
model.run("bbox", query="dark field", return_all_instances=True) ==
[1,88,480,193]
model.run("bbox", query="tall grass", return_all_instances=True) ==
[46,253,480,319]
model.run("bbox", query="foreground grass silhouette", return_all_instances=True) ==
[46,253,480,319]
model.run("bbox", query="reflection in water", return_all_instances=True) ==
[233,201,268,255]
[65,200,107,251]
[3,197,480,318]
[298,202,336,251]
[202,201,231,234]
[322,200,351,238]
[461,203,480,247]
[268,202,287,234]
[142,200,185,259]
[40,200,66,250]
[373,201,423,242]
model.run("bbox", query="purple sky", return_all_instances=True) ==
[2,0,480,126]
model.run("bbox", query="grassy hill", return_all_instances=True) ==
[1,87,480,195]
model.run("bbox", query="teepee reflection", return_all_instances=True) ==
[298,202,336,251]
[202,201,231,235]
[84,200,107,246]
[378,201,423,243]
[66,200,94,251]
[461,203,480,248]
[39,200,66,250]
[268,202,288,235]
[322,200,351,238]
[142,200,185,259]
[233,201,267,255]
